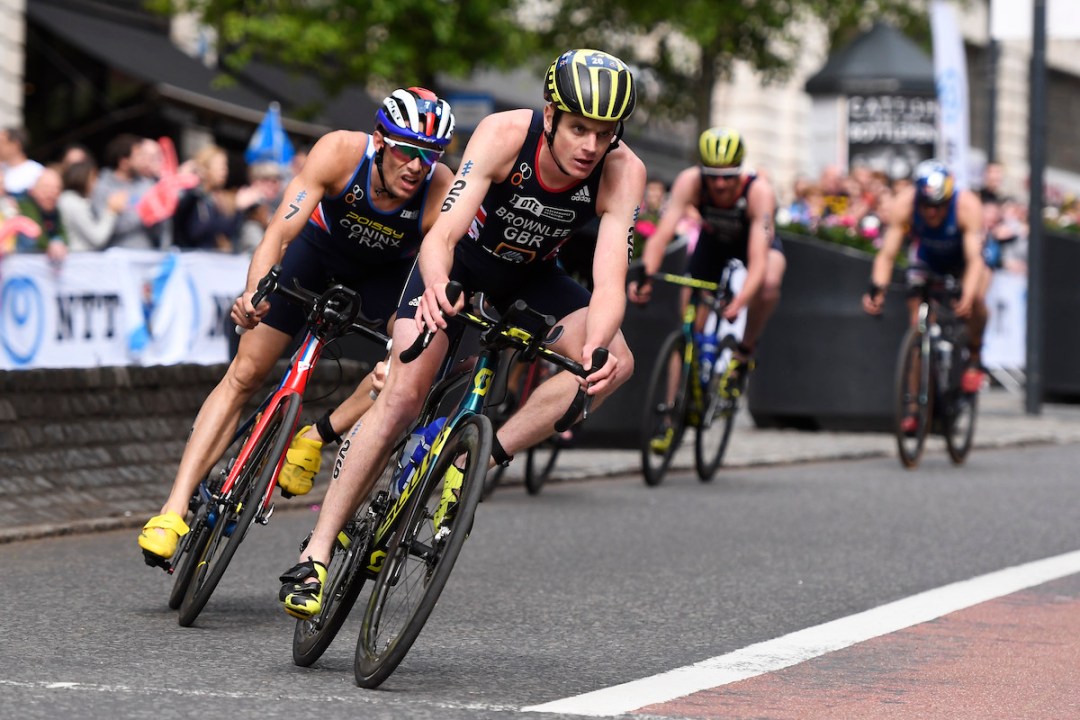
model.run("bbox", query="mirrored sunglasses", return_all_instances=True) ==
[701,165,742,178]
[383,136,444,167]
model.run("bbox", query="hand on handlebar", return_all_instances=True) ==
[627,279,652,305]
[581,344,616,396]
[232,289,270,330]
[416,281,464,333]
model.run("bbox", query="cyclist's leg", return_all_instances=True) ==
[282,263,454,611]
[496,311,634,458]
[139,323,291,557]
[142,235,326,557]
[741,245,786,354]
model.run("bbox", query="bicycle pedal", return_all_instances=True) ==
[141,550,174,574]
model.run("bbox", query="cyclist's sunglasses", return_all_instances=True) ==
[383,136,444,167]
[701,165,742,178]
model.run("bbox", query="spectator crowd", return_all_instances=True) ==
[0,126,297,262]
[0,120,1058,292]
[630,159,1035,285]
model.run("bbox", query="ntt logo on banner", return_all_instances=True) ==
[0,276,45,367]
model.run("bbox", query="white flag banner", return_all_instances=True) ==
[991,0,1080,40]
[931,0,971,189]
[0,249,246,370]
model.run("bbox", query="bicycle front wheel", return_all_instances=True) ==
[640,331,690,486]
[694,360,737,481]
[178,393,301,626]
[355,413,492,688]
[895,328,933,469]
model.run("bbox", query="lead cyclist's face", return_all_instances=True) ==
[544,105,617,180]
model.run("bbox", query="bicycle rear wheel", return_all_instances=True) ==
[524,440,560,495]
[480,462,507,500]
[640,331,690,486]
[292,518,372,666]
[944,347,978,464]
[178,393,300,626]
[895,328,933,469]
[355,413,492,688]
[694,359,737,481]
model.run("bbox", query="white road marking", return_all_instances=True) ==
[523,548,1080,716]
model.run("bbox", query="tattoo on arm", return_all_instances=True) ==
[284,190,308,220]
[461,160,474,176]
[441,179,467,213]
[625,225,634,266]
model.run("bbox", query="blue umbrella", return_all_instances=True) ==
[245,102,295,166]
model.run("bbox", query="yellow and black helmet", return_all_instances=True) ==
[698,127,746,168]
[544,49,636,122]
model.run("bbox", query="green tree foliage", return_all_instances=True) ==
[533,0,929,135]
[147,0,536,93]
[149,1,928,132]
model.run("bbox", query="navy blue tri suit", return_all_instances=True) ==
[686,171,783,281]
[262,140,434,336]
[905,192,965,288]
[398,111,601,325]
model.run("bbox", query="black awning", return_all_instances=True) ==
[805,23,935,96]
[26,0,333,136]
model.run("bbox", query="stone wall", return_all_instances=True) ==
[0,359,370,541]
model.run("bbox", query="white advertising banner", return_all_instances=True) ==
[931,0,971,189]
[982,271,1027,370]
[0,249,247,370]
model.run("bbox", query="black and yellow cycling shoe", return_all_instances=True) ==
[278,558,328,619]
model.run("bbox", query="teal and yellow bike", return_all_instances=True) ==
[634,262,742,486]
[290,282,606,688]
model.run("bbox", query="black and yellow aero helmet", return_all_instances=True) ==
[699,127,746,168]
[544,49,636,122]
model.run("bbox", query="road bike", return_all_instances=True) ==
[290,283,605,688]
[157,266,389,627]
[481,351,565,498]
[894,272,978,468]
[634,262,741,486]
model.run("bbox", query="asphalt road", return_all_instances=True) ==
[3,443,1079,719]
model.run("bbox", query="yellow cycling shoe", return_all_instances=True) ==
[137,511,190,560]
[279,558,328,619]
[278,426,323,497]
[433,465,464,532]
[719,357,755,400]
[650,426,674,454]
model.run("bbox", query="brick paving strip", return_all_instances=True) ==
[525,550,1080,718]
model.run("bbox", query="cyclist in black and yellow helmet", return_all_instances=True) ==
[282,49,647,612]
[629,126,786,416]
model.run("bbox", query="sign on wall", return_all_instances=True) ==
[846,94,937,179]
[0,249,247,370]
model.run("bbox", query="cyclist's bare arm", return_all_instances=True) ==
[730,176,777,318]
[956,189,986,317]
[415,110,529,329]
[236,131,369,325]
[631,166,700,302]
[864,185,913,315]
[584,145,646,390]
